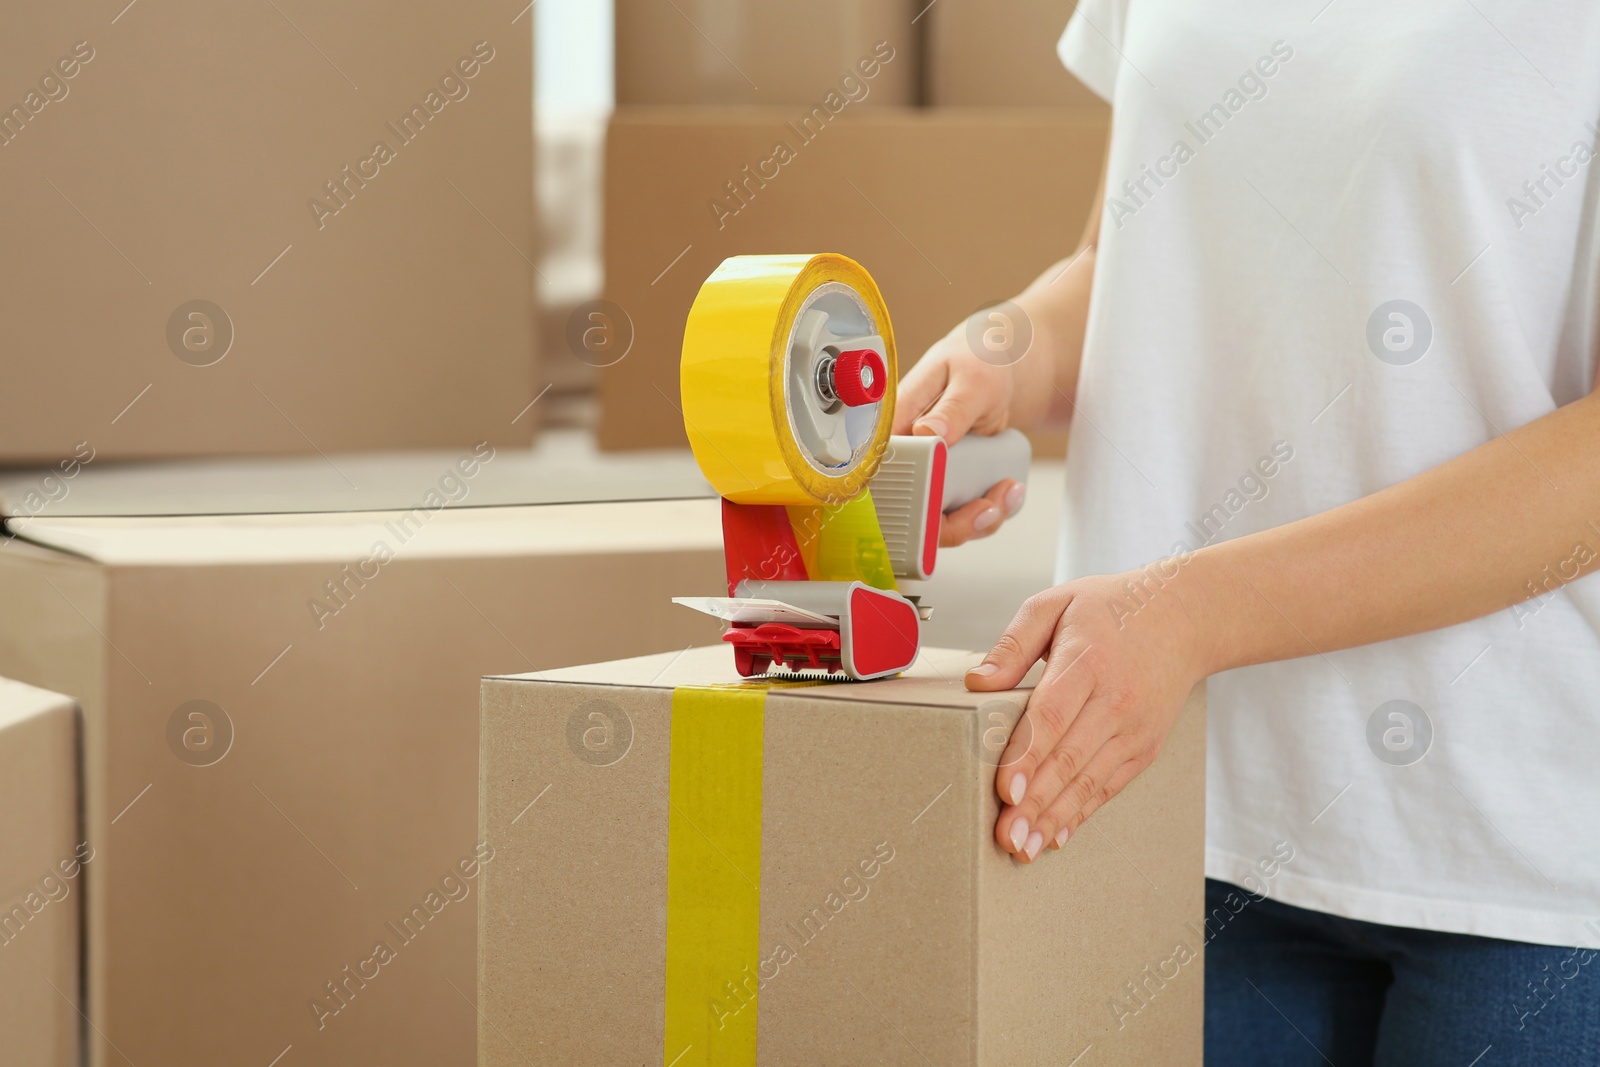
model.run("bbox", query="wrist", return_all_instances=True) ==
[1174,544,1269,678]
[1102,556,1216,685]
[1006,292,1058,419]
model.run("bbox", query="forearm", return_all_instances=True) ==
[1185,390,1600,675]
[1011,246,1095,428]
[1003,149,1107,430]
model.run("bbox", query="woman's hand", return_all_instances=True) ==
[894,317,1020,443]
[894,314,1035,546]
[965,568,1212,862]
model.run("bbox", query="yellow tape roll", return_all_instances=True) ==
[681,254,898,506]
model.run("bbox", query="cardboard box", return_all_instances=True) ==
[616,0,918,106]
[0,678,82,1067]
[0,2,535,462]
[926,0,1105,107]
[0,437,718,518]
[480,646,1205,1064]
[598,107,1108,450]
[0,486,725,1067]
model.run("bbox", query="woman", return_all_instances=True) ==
[900,2,1600,1062]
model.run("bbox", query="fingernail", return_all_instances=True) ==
[1024,832,1043,860]
[1004,484,1026,515]
[1008,772,1026,805]
[967,662,998,678]
[973,506,1000,531]
[1053,826,1070,848]
[1009,817,1029,852]
[915,416,948,440]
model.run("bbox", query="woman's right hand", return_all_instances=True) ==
[894,312,1033,546]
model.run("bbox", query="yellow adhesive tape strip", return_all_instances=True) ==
[681,253,897,506]
[786,504,823,579]
[787,491,898,591]
[664,686,766,1066]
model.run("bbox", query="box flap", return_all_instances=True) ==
[7,499,721,565]
[0,432,711,519]
[0,677,77,733]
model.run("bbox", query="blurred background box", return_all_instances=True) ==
[615,0,919,106]
[0,678,81,1067]
[597,105,1107,451]
[0,459,722,1067]
[0,2,535,463]
[926,0,1102,107]
[479,647,1205,1064]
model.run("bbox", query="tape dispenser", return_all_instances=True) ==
[673,253,1032,680]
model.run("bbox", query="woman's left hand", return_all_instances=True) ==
[965,568,1213,862]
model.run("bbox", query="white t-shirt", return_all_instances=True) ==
[1058,0,1600,947]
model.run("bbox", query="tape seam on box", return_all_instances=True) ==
[664,685,766,1065]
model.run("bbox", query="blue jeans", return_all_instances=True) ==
[1205,879,1600,1066]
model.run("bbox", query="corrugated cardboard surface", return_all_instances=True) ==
[975,705,1206,1063]
[479,646,1204,1064]
[0,1,535,462]
[598,107,1108,450]
[926,0,1105,107]
[0,678,82,1067]
[0,500,725,1067]
[616,0,918,106]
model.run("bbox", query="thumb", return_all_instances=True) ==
[965,593,1063,691]
[913,388,979,446]
[893,356,948,435]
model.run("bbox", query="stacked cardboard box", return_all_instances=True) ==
[926,0,1103,107]
[0,2,536,462]
[598,106,1107,450]
[0,476,725,1067]
[601,0,1108,453]
[590,0,919,420]
[0,678,82,1067]
[615,0,919,107]
[479,646,1206,1063]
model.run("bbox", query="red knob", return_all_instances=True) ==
[834,349,886,406]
